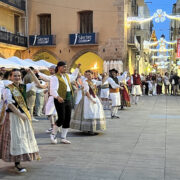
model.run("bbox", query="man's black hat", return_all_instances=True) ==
[109,68,118,74]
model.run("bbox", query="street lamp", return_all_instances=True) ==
[136,54,141,73]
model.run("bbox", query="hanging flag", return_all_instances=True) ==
[177,39,180,58]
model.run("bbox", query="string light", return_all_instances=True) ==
[152,55,170,59]
[150,48,174,52]
[127,9,180,24]
[144,36,176,54]
[127,17,153,24]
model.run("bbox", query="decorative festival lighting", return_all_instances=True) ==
[152,55,170,59]
[144,37,176,52]
[127,16,153,24]
[155,61,169,65]
[150,48,174,52]
[127,9,180,24]
[153,9,166,23]
[166,14,180,21]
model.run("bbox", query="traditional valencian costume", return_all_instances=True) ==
[119,72,131,108]
[131,71,142,104]
[120,84,131,108]
[0,83,40,171]
[71,79,106,132]
[50,61,79,144]
[38,69,57,133]
[108,69,121,118]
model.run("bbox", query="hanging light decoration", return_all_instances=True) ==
[127,9,180,24]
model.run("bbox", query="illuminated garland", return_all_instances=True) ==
[150,48,174,52]
[127,9,180,24]
[152,55,170,59]
[144,37,176,53]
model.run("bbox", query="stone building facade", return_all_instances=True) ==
[22,0,131,73]
[0,0,27,59]
[0,0,152,74]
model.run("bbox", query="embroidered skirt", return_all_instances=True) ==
[0,113,40,162]
[71,96,106,132]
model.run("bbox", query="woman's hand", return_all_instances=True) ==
[20,114,29,121]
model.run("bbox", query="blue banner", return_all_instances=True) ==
[29,35,55,46]
[69,33,97,45]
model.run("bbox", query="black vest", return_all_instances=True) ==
[109,77,118,89]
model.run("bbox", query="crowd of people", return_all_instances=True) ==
[136,71,180,96]
[0,63,179,173]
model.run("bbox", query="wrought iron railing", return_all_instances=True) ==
[0,30,27,47]
[0,0,25,11]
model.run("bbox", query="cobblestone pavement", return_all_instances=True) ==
[1,95,180,180]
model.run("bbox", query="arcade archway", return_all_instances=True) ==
[33,50,58,64]
[71,52,104,74]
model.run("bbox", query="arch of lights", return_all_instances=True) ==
[127,9,180,24]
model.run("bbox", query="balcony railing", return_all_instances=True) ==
[69,33,98,45]
[128,35,140,51]
[0,0,25,11]
[128,29,140,51]
[29,35,56,46]
[0,30,27,47]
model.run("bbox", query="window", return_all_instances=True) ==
[136,36,141,49]
[79,11,93,34]
[39,14,51,35]
[14,14,20,34]
[131,0,138,16]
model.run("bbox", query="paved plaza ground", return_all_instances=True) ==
[1,95,180,180]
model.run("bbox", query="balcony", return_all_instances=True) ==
[69,33,98,46]
[128,29,140,51]
[0,0,25,11]
[29,35,56,46]
[0,30,27,47]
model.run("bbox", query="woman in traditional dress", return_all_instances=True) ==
[70,70,106,133]
[72,73,84,109]
[0,69,42,173]
[120,82,131,109]
[118,72,130,109]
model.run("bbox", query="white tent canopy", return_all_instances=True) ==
[0,57,21,69]
[0,57,56,69]
[23,59,46,70]
[7,56,33,68]
[35,60,56,68]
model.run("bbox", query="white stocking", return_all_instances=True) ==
[52,124,59,135]
[61,128,68,139]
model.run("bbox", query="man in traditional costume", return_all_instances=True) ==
[108,69,122,118]
[50,62,80,144]
[99,73,110,110]
[0,69,42,173]
[131,70,142,104]
[70,70,106,133]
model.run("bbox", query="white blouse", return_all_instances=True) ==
[107,77,120,89]
[83,79,101,93]
[4,83,36,105]
[50,68,79,98]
